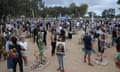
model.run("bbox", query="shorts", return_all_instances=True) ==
[7,57,13,69]
[39,51,43,56]
[85,49,92,55]
[21,51,27,57]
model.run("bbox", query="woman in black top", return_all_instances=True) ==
[51,32,56,56]
[33,27,39,43]
[60,28,66,42]
[112,28,117,46]
[42,27,47,47]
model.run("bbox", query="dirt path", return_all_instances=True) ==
[0,31,119,72]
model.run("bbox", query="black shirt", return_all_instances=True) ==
[112,30,117,37]
[116,37,120,52]
[33,28,38,36]
[9,44,22,58]
[43,31,47,41]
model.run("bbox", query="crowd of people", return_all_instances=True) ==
[0,17,120,72]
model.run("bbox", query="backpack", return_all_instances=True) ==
[9,44,21,58]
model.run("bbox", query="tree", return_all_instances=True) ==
[37,0,44,10]
[79,4,88,17]
[69,3,77,16]
[0,0,31,21]
[117,0,120,10]
[88,12,96,18]
[102,10,108,18]
[0,0,45,21]
[102,8,115,18]
[117,0,120,4]
[69,3,88,17]
[69,3,77,8]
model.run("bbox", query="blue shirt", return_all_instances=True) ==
[5,41,12,52]
[83,35,92,50]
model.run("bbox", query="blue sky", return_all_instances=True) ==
[43,0,120,15]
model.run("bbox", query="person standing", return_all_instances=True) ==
[9,36,24,72]
[51,32,56,56]
[112,28,117,46]
[56,44,65,72]
[83,32,94,66]
[18,37,28,66]
[37,35,44,63]
[5,36,13,72]
[42,27,47,48]
[60,28,66,42]
[33,27,39,43]
[98,34,106,62]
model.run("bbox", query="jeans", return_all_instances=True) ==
[13,57,23,72]
[112,37,116,46]
[57,55,64,70]
[7,57,13,69]
[51,42,56,56]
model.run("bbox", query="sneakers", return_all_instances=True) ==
[23,65,28,69]
[57,67,65,72]
[8,69,13,72]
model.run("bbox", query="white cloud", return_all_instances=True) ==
[43,0,120,15]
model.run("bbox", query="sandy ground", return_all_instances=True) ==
[0,30,120,72]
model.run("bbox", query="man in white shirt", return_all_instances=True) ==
[76,21,80,30]
[18,37,28,66]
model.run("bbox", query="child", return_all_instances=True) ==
[37,34,44,63]
[19,37,28,66]
[56,44,65,72]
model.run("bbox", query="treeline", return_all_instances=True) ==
[40,3,88,17]
[0,0,88,21]
[0,0,43,21]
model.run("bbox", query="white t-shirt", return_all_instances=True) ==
[18,41,27,50]
[76,22,80,26]
[18,41,28,56]
[6,24,13,30]
[81,30,86,39]
[97,29,103,35]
